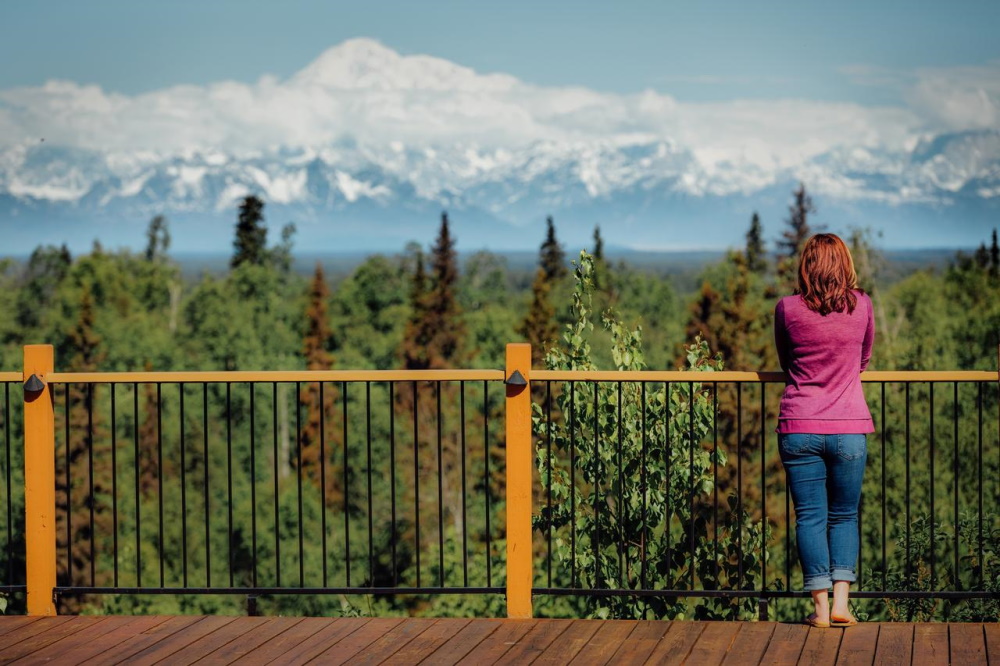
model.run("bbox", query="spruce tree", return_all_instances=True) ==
[58,284,111,612]
[231,195,267,268]
[777,185,815,288]
[423,212,464,368]
[298,263,341,503]
[745,212,767,274]
[518,269,558,366]
[402,249,431,370]
[990,228,999,278]
[541,216,567,281]
[144,215,171,262]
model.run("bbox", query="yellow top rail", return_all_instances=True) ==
[0,369,990,384]
[44,369,506,383]
[532,370,998,383]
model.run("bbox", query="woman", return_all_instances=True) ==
[775,233,874,628]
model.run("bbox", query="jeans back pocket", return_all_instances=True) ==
[836,434,867,461]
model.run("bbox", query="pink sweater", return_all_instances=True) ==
[774,291,875,434]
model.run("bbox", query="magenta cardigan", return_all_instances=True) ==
[774,291,875,434]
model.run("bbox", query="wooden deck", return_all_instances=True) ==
[0,616,995,665]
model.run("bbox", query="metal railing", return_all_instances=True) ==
[528,370,1000,620]
[0,372,24,597]
[7,344,1000,620]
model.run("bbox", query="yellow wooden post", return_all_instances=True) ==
[23,345,56,616]
[505,342,533,618]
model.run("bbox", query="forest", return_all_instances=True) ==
[0,186,998,622]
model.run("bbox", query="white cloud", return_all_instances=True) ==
[0,38,995,178]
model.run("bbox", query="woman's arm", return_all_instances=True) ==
[860,294,875,372]
[774,299,791,372]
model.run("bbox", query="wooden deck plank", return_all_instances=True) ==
[225,616,330,665]
[454,620,534,665]
[419,618,503,664]
[642,620,705,664]
[603,620,672,664]
[193,617,305,665]
[132,615,265,666]
[79,615,205,666]
[567,619,638,666]
[759,623,810,666]
[532,619,601,665]
[308,617,406,665]
[798,626,843,666]
[720,621,776,666]
[0,616,107,664]
[911,623,949,666]
[339,617,438,665]
[985,623,1000,666]
[872,623,913,666]
[682,621,742,665]
[488,618,572,664]
[13,615,170,666]
[0,617,40,639]
[378,618,471,665]
[117,615,242,666]
[950,623,988,666]
[834,623,879,666]
[252,617,370,665]
[0,616,74,652]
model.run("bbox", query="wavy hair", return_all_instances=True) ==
[796,233,861,315]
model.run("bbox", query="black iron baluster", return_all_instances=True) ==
[203,384,210,588]
[132,383,141,588]
[157,382,164,587]
[226,383,234,587]
[390,381,398,587]
[929,383,935,589]
[546,380,553,589]
[319,382,328,587]
[272,382,280,588]
[759,383,766,599]
[366,381,374,587]
[66,385,72,587]
[180,383,187,587]
[483,380,491,588]
[460,381,468,588]
[250,383,258,588]
[3,383,9,586]
[437,382,444,587]
[295,382,303,588]
[881,382,887,592]
[665,381,672,578]
[712,383,720,586]
[736,383,743,591]
[87,383,96,586]
[343,381,350,587]
[904,382,911,584]
[617,381,625,588]
[569,381,577,589]
[978,382,984,589]
[953,382,960,591]
[640,381,648,593]
[413,381,420,587]
[593,382,601,588]
[111,383,119,588]
[689,382,696,591]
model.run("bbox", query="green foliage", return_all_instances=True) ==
[532,252,768,620]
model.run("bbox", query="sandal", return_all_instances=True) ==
[830,616,858,627]
[804,614,830,628]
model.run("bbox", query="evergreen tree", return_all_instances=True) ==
[57,284,111,612]
[298,264,340,503]
[592,225,609,292]
[777,184,815,288]
[231,195,267,269]
[541,216,567,281]
[402,249,431,370]
[416,212,465,369]
[745,212,767,274]
[144,215,171,262]
[518,269,558,366]
[990,228,999,278]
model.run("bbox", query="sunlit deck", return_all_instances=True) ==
[0,616,996,665]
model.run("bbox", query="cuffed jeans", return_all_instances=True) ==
[778,433,867,591]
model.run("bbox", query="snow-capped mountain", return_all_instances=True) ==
[0,39,998,253]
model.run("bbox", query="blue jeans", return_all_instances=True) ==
[778,433,867,591]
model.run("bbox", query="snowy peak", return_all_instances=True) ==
[291,38,518,92]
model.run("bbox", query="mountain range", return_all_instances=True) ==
[1,39,997,255]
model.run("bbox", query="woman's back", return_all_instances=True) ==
[774,290,874,433]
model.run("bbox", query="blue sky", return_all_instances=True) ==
[3,0,999,104]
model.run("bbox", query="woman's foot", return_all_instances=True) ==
[830,610,858,627]
[805,613,830,628]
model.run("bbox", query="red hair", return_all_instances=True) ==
[797,233,860,315]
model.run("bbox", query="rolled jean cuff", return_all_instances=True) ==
[803,574,833,591]
[831,567,857,583]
